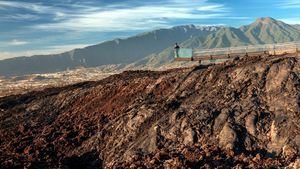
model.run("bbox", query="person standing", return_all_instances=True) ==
[174,43,180,58]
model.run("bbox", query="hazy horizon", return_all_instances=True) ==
[1,0,300,59]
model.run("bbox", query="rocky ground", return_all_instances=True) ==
[0,60,197,98]
[0,54,299,168]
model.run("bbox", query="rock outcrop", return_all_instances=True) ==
[0,54,299,168]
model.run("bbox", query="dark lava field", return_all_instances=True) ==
[0,55,299,168]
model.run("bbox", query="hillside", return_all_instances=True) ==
[1,17,300,76]
[293,24,300,31]
[240,17,300,44]
[123,17,300,69]
[0,54,299,168]
[0,25,218,76]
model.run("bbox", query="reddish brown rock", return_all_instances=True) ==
[0,55,299,168]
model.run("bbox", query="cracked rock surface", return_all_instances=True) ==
[0,55,299,168]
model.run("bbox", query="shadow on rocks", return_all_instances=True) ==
[61,151,103,169]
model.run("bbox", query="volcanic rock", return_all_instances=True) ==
[0,54,299,168]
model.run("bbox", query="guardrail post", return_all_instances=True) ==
[228,48,231,58]
[192,48,194,58]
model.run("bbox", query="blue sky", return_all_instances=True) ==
[0,0,300,59]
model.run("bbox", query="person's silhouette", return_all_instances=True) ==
[174,43,180,58]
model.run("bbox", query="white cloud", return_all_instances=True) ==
[278,0,300,8]
[0,0,248,60]
[0,1,62,22]
[0,52,17,60]
[0,0,238,32]
[0,1,55,13]
[281,18,300,24]
[0,0,228,31]
[7,39,29,46]
[0,14,39,21]
[0,44,91,60]
[197,4,228,12]
[29,0,230,32]
[33,6,225,31]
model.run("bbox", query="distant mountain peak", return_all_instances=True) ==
[172,24,220,31]
[255,17,277,23]
[1,17,300,76]
[246,17,282,28]
[195,25,220,31]
[241,17,285,31]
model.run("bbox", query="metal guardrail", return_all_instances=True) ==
[193,41,300,56]
[176,41,300,61]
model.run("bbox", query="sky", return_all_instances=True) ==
[0,0,300,60]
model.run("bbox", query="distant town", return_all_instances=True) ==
[0,67,118,97]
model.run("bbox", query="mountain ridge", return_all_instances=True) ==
[0,25,219,76]
[136,17,300,69]
[1,17,300,76]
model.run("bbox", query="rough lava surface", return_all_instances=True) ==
[0,55,299,168]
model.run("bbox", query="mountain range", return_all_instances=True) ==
[1,17,300,76]
[134,17,300,69]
